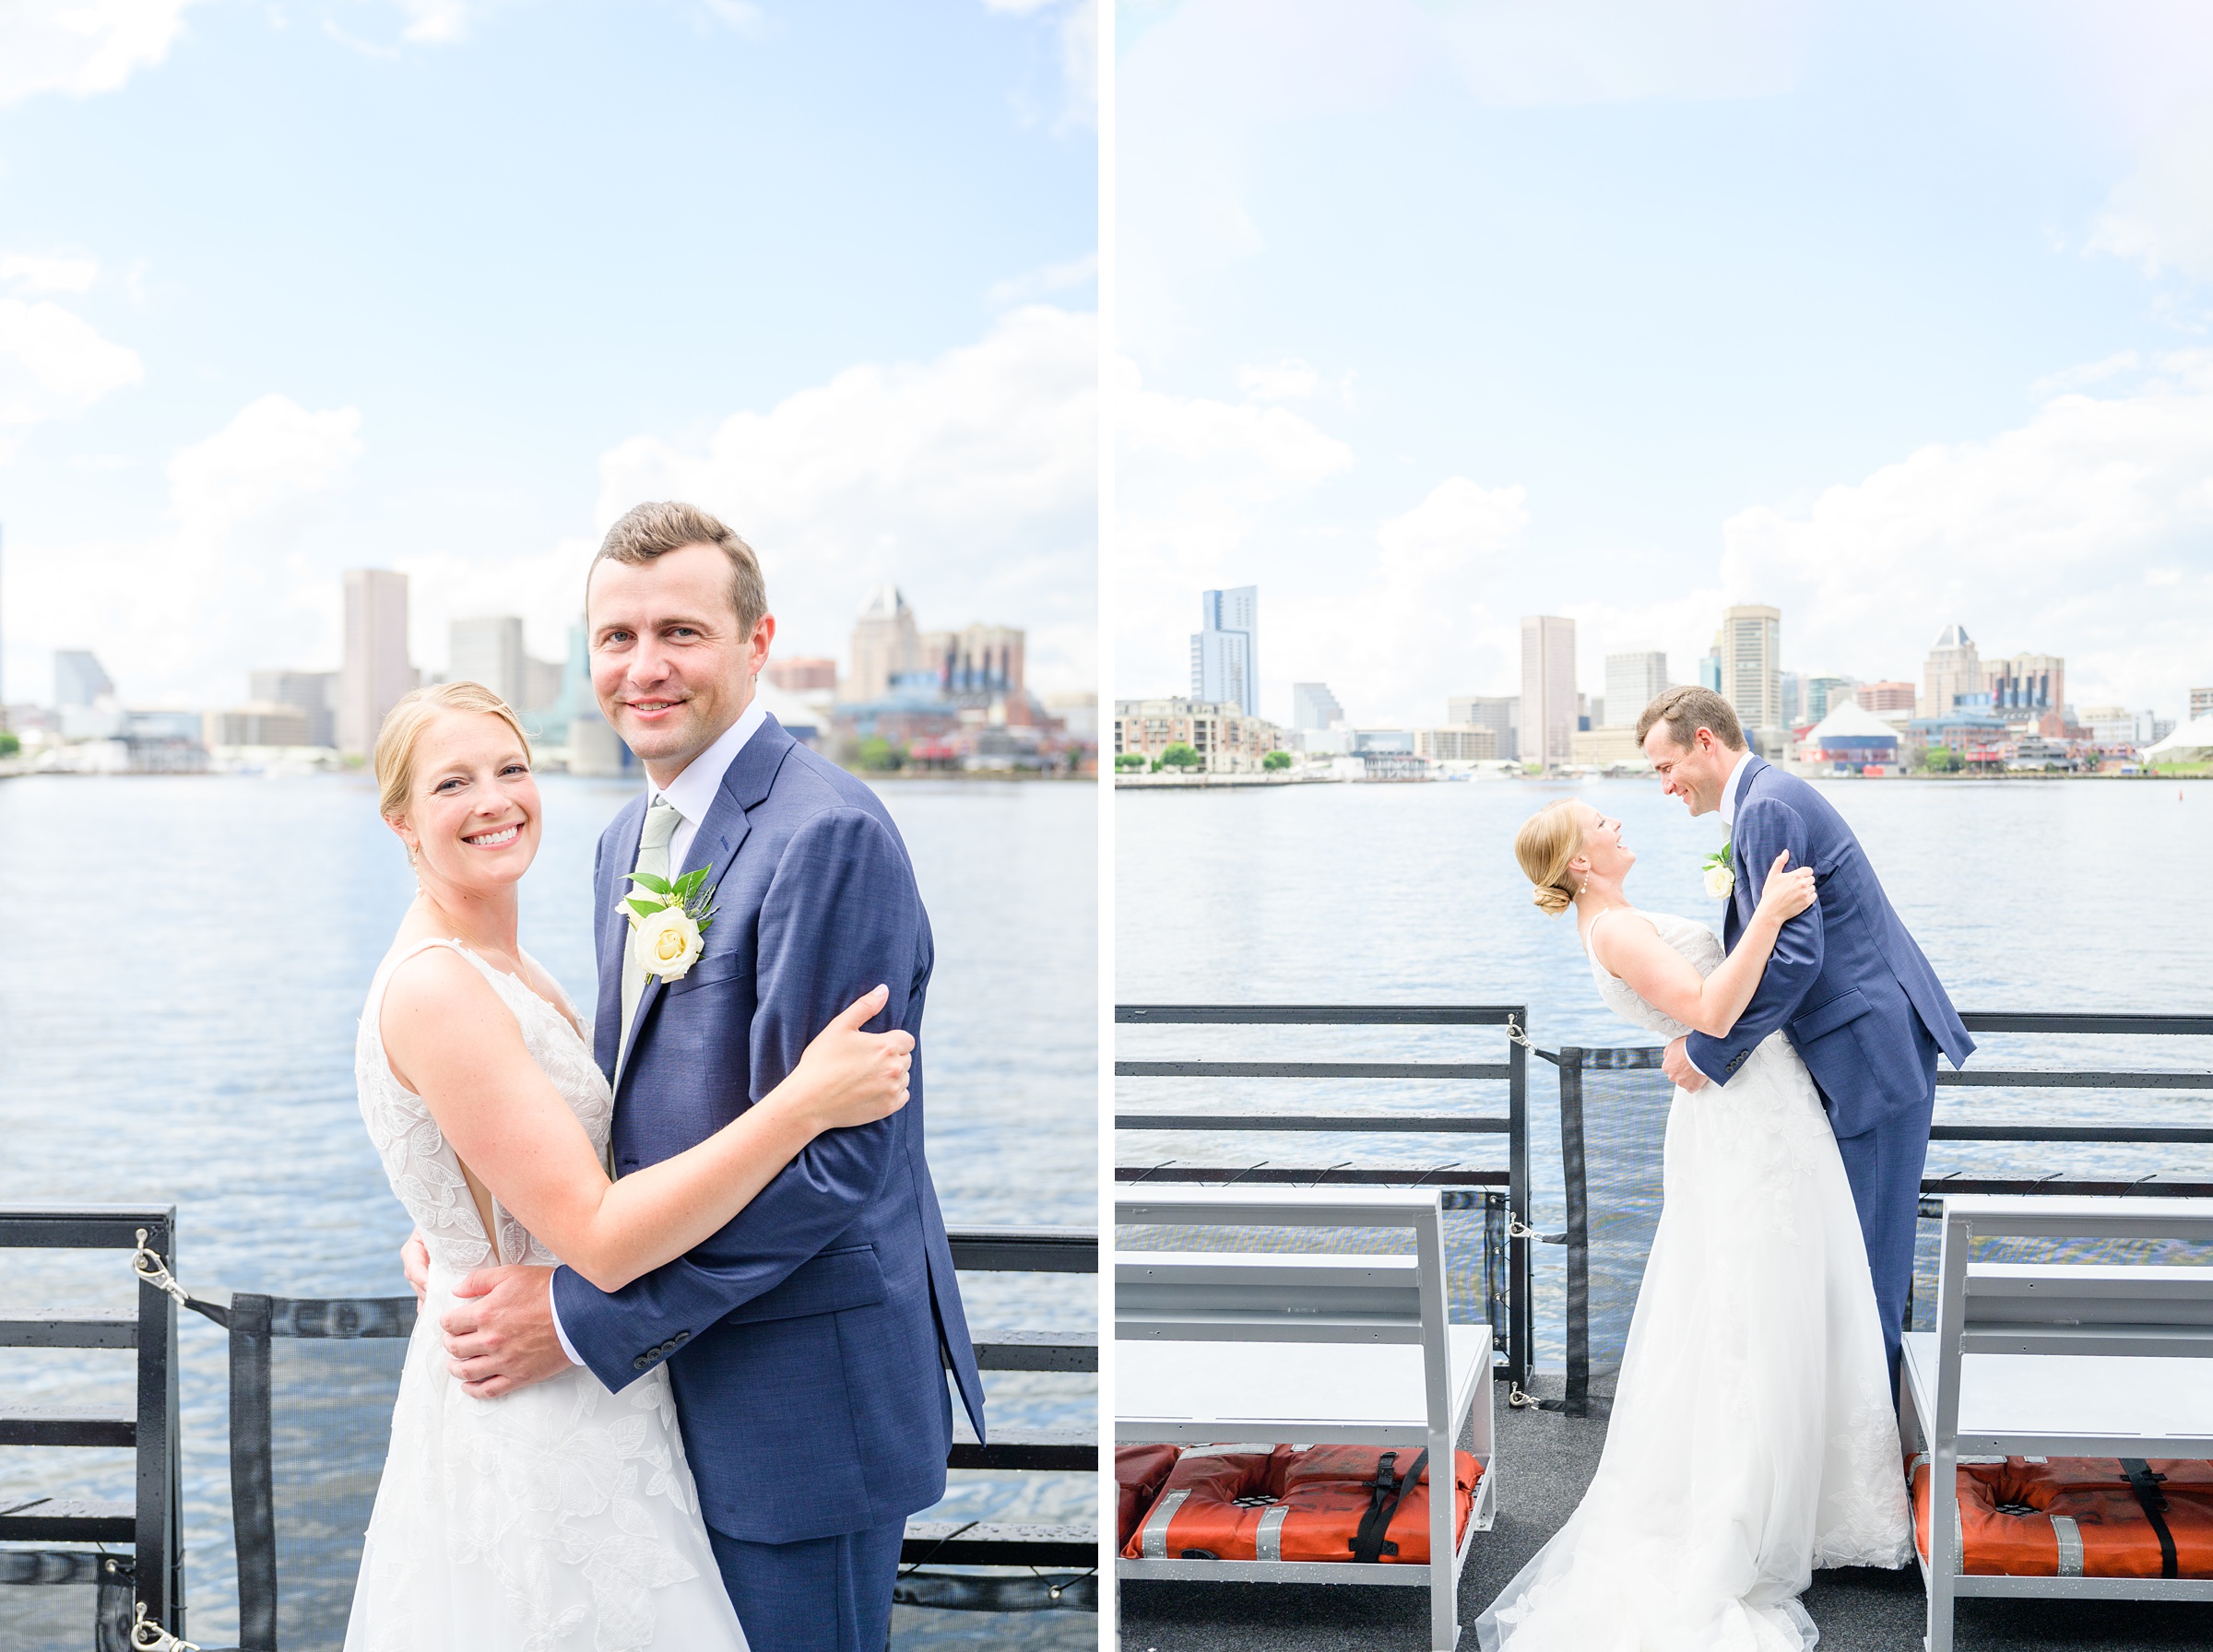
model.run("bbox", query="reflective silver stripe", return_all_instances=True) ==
[1179,1443,1276,1459]
[1911,1453,1930,1474]
[1140,1490,1189,1560]
[2052,1515,2084,1577]
[2024,1456,2048,1465]
[1954,1501,1966,1575]
[1256,1504,1290,1562]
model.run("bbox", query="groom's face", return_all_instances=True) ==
[1645,726,1737,816]
[587,542,775,782]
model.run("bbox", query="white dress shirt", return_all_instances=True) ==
[1716,748,1756,832]
[549,692,771,1366]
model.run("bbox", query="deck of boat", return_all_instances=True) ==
[1117,1375,2210,1651]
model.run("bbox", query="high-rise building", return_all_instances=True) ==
[1780,670,1801,726]
[54,650,114,708]
[1448,695,1518,762]
[1852,680,1917,717]
[1921,623,1981,719]
[1604,652,1668,729]
[338,569,416,754]
[766,657,839,694]
[1804,676,1852,726]
[1520,616,1577,770]
[848,585,920,701]
[1719,605,1782,736]
[2192,687,2213,723]
[1292,682,1344,730]
[1699,636,1722,692]
[249,669,338,748]
[1190,586,1258,716]
[920,624,1025,697]
[1986,653,2065,719]
[450,616,527,707]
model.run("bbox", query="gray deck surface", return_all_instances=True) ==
[1118,1375,2212,1651]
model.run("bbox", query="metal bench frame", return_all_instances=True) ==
[1899,1194,2213,1652]
[1114,1187,1496,1651]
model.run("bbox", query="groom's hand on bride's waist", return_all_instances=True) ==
[441,1265,571,1398]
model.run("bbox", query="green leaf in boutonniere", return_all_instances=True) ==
[628,871,676,897]
[1700,840,1735,901]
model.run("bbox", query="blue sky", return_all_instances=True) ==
[1115,0,2213,726]
[1,0,1096,707]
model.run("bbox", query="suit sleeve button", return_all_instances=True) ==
[633,1356,649,1371]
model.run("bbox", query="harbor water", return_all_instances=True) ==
[1117,774,2213,1363]
[0,772,1095,1647]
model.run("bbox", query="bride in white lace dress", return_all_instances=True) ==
[346,684,914,1652]
[1481,799,1911,1652]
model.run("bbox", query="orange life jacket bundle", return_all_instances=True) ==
[1911,1455,2213,1578]
[1121,1443,1482,1564]
[1117,1444,1182,1551]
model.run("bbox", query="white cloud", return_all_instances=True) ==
[0,298,143,436]
[6,395,363,702]
[1236,359,1318,402]
[2088,105,2213,284]
[0,0,199,106]
[1434,0,1811,108]
[988,252,1097,307]
[1720,353,2213,714]
[988,0,1095,130]
[2,254,101,294]
[596,305,1098,692]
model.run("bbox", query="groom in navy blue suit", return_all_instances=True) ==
[432,502,984,1652]
[1639,686,1973,1384]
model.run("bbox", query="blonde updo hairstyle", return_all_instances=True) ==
[1514,799,1588,918]
[374,681,533,829]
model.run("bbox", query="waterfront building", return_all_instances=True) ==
[1910,710,2011,764]
[1698,636,1722,692]
[1360,750,1430,781]
[2192,687,2213,723]
[207,702,314,749]
[248,670,337,749]
[1190,586,1258,716]
[338,569,416,755]
[1520,616,1577,769]
[1043,691,1098,740]
[1414,725,1498,762]
[1292,681,1344,731]
[450,616,525,706]
[1851,680,1916,718]
[1803,675,1852,725]
[1719,605,1783,743]
[1605,652,1668,732]
[920,623,1024,697]
[1446,694,1517,761]
[1986,652,2065,718]
[766,656,839,694]
[1919,623,1980,719]
[848,585,921,702]
[54,649,114,708]
[1114,695,1283,773]
[1797,701,1900,774]
[1570,725,1648,767]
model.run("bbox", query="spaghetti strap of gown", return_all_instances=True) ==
[1478,909,1910,1652]
[347,937,749,1652]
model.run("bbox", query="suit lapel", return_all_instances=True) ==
[612,716,798,1101]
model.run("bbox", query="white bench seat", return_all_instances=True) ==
[1119,1325,1492,1446]
[1902,1332,2213,1457]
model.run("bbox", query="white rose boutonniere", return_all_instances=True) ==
[1701,841,1735,901]
[622,867,719,984]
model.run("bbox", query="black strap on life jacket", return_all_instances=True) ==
[1348,1449,1429,1564]
[2120,1459,2178,1579]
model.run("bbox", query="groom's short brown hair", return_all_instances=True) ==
[1636,685,1746,753]
[590,502,767,633]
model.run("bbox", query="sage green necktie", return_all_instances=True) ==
[618,798,683,1065]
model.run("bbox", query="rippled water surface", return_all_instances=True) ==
[1117,776,2213,1358]
[0,772,1096,1647]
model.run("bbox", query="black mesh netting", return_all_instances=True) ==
[0,1550,133,1652]
[1556,1046,1674,1419]
[201,1293,415,1652]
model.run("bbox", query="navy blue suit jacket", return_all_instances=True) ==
[1683,755,1974,1137]
[550,715,985,1545]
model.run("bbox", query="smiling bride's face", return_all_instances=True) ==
[387,711,543,898]
[1574,802,1637,887]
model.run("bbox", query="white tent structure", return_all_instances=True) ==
[2143,714,2213,765]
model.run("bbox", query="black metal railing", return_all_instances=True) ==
[1111,1004,1535,1389]
[1916,1011,2213,1198]
[0,1204,184,1646]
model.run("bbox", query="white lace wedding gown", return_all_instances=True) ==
[347,938,748,1652]
[1477,909,1911,1652]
